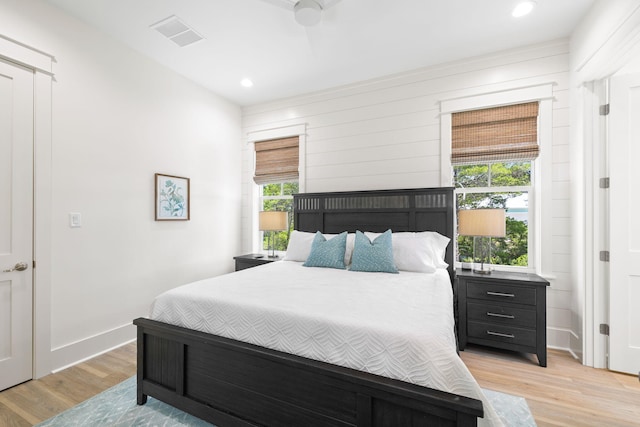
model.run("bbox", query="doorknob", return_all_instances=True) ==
[3,262,29,272]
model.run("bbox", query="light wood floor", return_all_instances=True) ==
[460,345,640,427]
[0,342,638,426]
[0,343,136,427]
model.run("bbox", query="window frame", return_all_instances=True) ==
[440,84,553,276]
[247,124,306,253]
[454,162,535,272]
[259,181,298,255]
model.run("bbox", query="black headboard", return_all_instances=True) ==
[293,187,455,280]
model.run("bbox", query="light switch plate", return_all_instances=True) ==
[69,212,82,228]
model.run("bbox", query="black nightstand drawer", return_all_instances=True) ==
[457,270,549,366]
[467,302,536,328]
[466,280,536,306]
[468,321,537,348]
[234,254,276,271]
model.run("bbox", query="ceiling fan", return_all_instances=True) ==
[259,0,343,26]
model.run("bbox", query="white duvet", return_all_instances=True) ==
[150,261,502,426]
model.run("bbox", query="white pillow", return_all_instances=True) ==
[342,233,357,265]
[283,230,316,261]
[423,231,451,269]
[284,230,355,265]
[364,231,450,273]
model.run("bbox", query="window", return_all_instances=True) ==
[452,102,539,270]
[253,136,300,253]
[455,162,532,267]
[260,182,298,251]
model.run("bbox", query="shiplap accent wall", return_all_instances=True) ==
[241,39,575,351]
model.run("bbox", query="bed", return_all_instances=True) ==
[134,187,499,426]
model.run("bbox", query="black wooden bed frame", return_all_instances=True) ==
[134,187,483,426]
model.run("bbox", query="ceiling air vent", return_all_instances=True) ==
[150,15,203,47]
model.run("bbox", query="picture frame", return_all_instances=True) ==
[155,173,190,221]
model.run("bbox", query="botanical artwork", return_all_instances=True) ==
[155,174,190,221]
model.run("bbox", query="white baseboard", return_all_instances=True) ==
[547,326,581,360]
[50,323,136,374]
[548,343,581,360]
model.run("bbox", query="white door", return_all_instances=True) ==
[0,58,34,391]
[609,72,640,375]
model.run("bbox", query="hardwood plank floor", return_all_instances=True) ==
[460,344,640,427]
[0,342,638,426]
[0,343,136,426]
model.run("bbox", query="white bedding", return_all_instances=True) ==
[150,261,502,426]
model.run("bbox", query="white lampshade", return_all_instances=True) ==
[259,211,288,231]
[458,209,506,238]
[294,0,322,26]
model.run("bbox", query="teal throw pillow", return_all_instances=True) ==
[303,231,348,269]
[350,230,399,273]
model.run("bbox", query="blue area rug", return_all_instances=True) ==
[36,376,535,426]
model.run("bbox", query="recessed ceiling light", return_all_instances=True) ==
[241,78,254,88]
[512,1,536,17]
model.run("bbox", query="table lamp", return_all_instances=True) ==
[259,211,288,258]
[457,209,506,274]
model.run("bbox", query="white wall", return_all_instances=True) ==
[0,0,242,372]
[241,40,576,351]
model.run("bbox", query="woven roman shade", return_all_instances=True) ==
[451,102,539,164]
[253,136,299,184]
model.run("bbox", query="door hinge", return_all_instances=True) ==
[600,323,610,336]
[33,260,36,269]
[599,177,610,189]
[600,251,610,262]
[600,104,610,116]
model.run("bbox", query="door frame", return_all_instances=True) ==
[0,34,53,378]
[574,4,640,368]
[580,79,609,369]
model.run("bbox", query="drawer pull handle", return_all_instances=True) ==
[487,330,515,339]
[487,291,515,298]
[487,312,515,319]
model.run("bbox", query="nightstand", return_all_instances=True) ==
[233,254,277,271]
[457,269,550,367]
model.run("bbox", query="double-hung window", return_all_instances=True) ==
[259,182,298,251]
[253,136,299,252]
[452,102,539,270]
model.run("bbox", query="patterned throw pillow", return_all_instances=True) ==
[303,231,348,269]
[350,230,399,273]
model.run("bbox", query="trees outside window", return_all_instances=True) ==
[260,182,298,252]
[455,161,531,267]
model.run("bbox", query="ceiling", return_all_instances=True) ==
[45,0,596,106]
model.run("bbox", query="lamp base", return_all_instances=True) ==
[461,262,473,270]
[268,254,280,259]
[473,261,492,274]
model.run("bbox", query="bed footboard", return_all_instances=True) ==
[134,318,482,427]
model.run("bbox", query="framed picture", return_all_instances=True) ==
[155,173,190,221]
